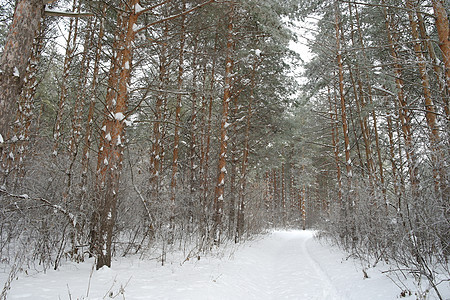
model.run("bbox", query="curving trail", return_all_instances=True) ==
[252,231,342,299]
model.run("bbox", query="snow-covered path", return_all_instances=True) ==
[3,230,446,299]
[219,230,340,299]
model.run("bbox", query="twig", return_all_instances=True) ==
[86,261,96,298]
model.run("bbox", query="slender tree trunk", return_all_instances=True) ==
[281,162,286,225]
[213,0,234,243]
[170,0,186,228]
[81,5,107,198]
[406,0,441,192]
[228,97,238,238]
[334,1,352,192]
[417,12,446,105]
[190,33,199,210]
[327,86,342,206]
[431,0,450,106]
[300,186,306,230]
[201,30,218,243]
[347,65,373,182]
[272,169,278,222]
[236,58,257,242]
[149,22,169,203]
[353,4,386,203]
[386,95,399,208]
[65,6,94,200]
[53,0,79,156]
[382,1,417,192]
[264,170,271,215]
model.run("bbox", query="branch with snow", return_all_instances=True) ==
[0,188,77,228]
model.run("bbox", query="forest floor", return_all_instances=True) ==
[1,230,448,299]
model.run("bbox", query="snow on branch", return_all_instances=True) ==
[0,188,77,227]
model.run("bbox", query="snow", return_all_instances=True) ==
[134,3,144,13]
[1,230,448,299]
[114,112,125,121]
[132,24,141,32]
[13,67,19,77]
[255,49,262,57]
[124,61,130,70]
[0,133,3,144]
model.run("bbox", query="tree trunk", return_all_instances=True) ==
[382,1,417,192]
[81,5,107,198]
[213,0,234,244]
[236,58,257,242]
[53,0,79,156]
[170,0,186,227]
[92,0,139,269]
[431,0,450,106]
[334,1,352,192]
[0,0,44,145]
[353,4,386,203]
[406,0,441,192]
[327,86,342,206]
[3,23,45,181]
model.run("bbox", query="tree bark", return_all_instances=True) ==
[213,0,234,244]
[0,0,44,147]
[53,0,79,156]
[170,0,186,224]
[81,5,107,198]
[334,1,352,191]
[406,0,441,192]
[382,1,417,192]
[236,58,257,242]
[93,0,138,269]
[431,0,450,105]
[327,86,342,206]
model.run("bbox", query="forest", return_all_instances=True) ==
[0,0,448,298]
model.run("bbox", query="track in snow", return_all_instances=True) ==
[253,230,342,299]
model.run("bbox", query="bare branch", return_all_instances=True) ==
[44,9,94,17]
[136,0,215,34]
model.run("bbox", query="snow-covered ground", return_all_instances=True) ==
[1,230,448,299]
